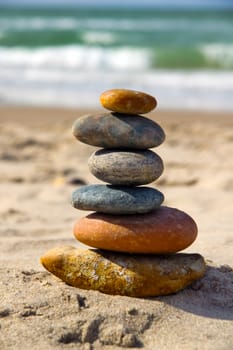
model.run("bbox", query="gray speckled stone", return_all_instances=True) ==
[88,149,164,186]
[72,112,165,149]
[71,184,164,215]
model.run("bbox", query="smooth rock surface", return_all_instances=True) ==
[88,149,164,186]
[72,112,165,149]
[74,206,198,254]
[100,89,157,114]
[40,246,206,297]
[71,184,164,215]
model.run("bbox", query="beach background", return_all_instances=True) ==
[0,1,233,349]
[1,1,233,110]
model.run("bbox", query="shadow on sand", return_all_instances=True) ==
[151,265,233,320]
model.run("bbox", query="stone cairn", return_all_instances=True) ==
[41,89,206,297]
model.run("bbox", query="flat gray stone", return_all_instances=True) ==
[71,184,164,214]
[72,112,165,149]
[88,149,164,186]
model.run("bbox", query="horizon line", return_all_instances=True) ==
[1,3,233,10]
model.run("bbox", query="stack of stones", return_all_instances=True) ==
[41,89,206,297]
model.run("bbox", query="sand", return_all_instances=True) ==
[0,106,233,350]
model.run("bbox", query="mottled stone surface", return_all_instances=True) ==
[41,246,206,297]
[100,89,157,115]
[71,184,164,215]
[74,206,198,254]
[88,149,164,186]
[72,112,165,149]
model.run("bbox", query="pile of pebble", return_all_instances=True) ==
[41,89,206,297]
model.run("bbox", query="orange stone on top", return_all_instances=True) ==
[100,89,157,115]
[73,206,198,254]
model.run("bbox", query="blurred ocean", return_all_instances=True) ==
[0,5,233,110]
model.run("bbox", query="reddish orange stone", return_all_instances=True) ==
[73,206,198,254]
[100,89,157,114]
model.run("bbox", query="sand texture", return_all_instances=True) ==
[0,107,233,349]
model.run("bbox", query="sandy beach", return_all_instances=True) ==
[0,106,233,350]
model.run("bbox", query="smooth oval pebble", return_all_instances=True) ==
[72,112,165,149]
[100,89,157,114]
[41,246,206,297]
[71,184,164,215]
[74,206,198,254]
[88,149,164,186]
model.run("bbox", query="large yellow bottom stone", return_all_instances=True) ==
[40,246,206,297]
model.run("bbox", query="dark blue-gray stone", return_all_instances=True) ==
[71,184,164,215]
[88,149,164,186]
[72,112,165,149]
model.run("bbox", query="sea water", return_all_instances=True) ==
[0,5,233,110]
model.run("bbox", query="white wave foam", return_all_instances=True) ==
[1,16,231,32]
[201,44,233,69]
[81,31,116,45]
[0,17,78,30]
[0,45,150,71]
[0,67,233,111]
